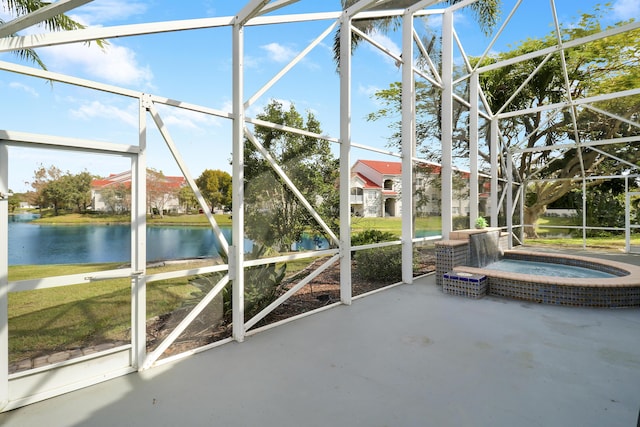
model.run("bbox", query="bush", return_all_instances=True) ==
[196,244,286,322]
[241,255,286,320]
[354,245,404,283]
[351,229,397,246]
[475,216,488,229]
[452,216,470,230]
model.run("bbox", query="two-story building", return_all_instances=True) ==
[350,160,402,217]
[91,171,186,214]
[350,159,487,218]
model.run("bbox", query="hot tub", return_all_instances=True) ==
[449,250,640,308]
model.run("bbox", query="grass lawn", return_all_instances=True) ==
[31,211,233,227]
[8,262,206,363]
[33,211,442,233]
[351,216,441,235]
[523,216,640,249]
[7,255,334,364]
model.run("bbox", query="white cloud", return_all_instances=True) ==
[2,0,152,88]
[366,29,401,65]
[70,0,147,25]
[42,43,154,87]
[245,98,293,119]
[613,0,640,19]
[358,84,387,107]
[262,42,297,63]
[9,82,39,97]
[219,99,233,114]
[358,84,381,98]
[243,54,262,69]
[0,0,146,26]
[159,107,224,131]
[70,100,137,127]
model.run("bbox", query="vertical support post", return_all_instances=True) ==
[519,180,525,244]
[582,178,586,250]
[490,119,499,227]
[401,11,415,284]
[506,150,513,248]
[0,144,8,410]
[625,176,630,253]
[469,72,479,223]
[339,14,352,305]
[132,96,148,370]
[441,10,453,239]
[232,20,246,341]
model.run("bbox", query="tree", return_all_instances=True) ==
[66,171,93,212]
[477,9,640,236]
[42,170,71,215]
[8,193,20,213]
[1,0,92,69]
[178,185,198,214]
[26,167,95,215]
[367,78,471,161]
[28,164,62,213]
[367,6,640,237]
[147,168,180,218]
[244,100,339,252]
[195,169,232,212]
[577,180,626,236]
[412,164,472,220]
[100,183,130,214]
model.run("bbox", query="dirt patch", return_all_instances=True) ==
[147,251,435,359]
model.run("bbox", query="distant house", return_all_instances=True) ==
[351,160,402,217]
[350,159,488,218]
[91,171,186,214]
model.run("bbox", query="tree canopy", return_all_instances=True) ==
[28,165,93,215]
[195,169,232,212]
[244,100,339,252]
[477,9,640,235]
[366,5,640,236]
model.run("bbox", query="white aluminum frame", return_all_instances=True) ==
[0,0,638,411]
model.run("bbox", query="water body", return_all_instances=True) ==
[8,221,245,265]
[484,259,616,279]
[7,214,438,265]
[7,213,329,265]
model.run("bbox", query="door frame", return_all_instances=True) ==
[0,133,144,411]
[625,190,640,253]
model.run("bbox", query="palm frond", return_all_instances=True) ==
[2,0,108,69]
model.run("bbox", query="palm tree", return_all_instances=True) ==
[1,0,87,69]
[333,0,501,66]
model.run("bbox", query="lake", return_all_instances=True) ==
[7,214,437,265]
[8,214,254,265]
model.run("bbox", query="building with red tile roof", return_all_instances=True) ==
[91,170,186,214]
[351,160,487,218]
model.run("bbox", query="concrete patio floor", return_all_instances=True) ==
[1,249,640,427]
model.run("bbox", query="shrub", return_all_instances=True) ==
[475,216,488,229]
[351,229,397,246]
[452,216,470,230]
[354,245,404,283]
[241,253,286,320]
[196,244,286,322]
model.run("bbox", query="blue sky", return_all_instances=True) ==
[1,0,638,192]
